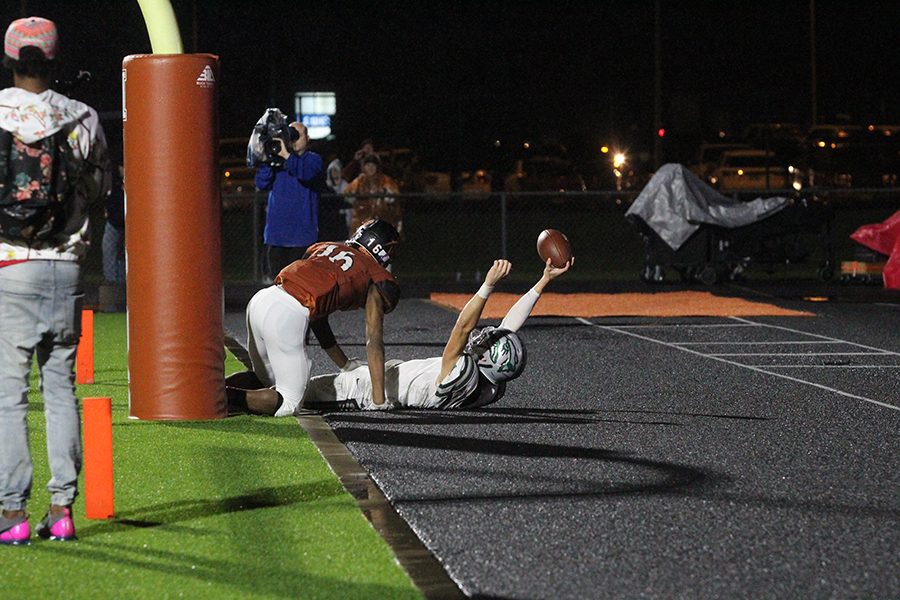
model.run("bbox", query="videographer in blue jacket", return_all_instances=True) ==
[255,121,325,279]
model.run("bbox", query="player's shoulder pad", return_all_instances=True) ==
[303,241,324,259]
[373,279,401,313]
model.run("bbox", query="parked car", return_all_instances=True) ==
[397,168,452,197]
[375,147,416,187]
[372,147,455,196]
[457,169,492,199]
[709,149,790,191]
[503,156,587,193]
[220,137,256,193]
[421,171,452,196]
[689,143,750,182]
[742,123,805,158]
[805,124,900,188]
[222,165,257,193]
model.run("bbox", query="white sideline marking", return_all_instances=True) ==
[709,351,891,357]
[751,365,900,369]
[576,317,900,412]
[675,340,850,345]
[610,323,757,328]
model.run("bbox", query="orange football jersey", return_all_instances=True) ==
[275,242,397,320]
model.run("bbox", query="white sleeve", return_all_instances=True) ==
[499,288,541,332]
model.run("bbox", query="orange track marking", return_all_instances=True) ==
[430,291,813,318]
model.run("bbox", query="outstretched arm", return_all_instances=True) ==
[437,259,512,382]
[499,257,573,332]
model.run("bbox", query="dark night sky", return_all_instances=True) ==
[3,1,898,169]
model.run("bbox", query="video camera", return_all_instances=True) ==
[247,108,299,168]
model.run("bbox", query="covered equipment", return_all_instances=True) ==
[626,164,833,284]
[849,210,900,289]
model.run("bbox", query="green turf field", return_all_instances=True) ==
[5,313,421,600]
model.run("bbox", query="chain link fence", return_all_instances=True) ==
[218,191,648,286]
[80,188,899,295]
[219,189,899,285]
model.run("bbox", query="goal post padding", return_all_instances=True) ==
[122,54,226,420]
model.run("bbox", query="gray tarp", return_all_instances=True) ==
[626,163,791,250]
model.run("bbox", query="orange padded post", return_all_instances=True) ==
[83,397,114,519]
[76,309,94,384]
[122,54,225,420]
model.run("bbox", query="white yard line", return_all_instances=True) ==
[751,365,900,369]
[607,323,759,328]
[728,316,900,355]
[709,351,892,357]
[674,340,849,345]
[576,317,900,412]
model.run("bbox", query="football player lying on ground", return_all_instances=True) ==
[299,255,572,411]
[225,219,401,416]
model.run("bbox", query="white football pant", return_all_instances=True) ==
[246,285,311,416]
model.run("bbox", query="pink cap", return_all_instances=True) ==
[4,17,58,60]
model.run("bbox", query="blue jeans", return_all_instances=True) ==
[102,222,126,284]
[0,260,83,510]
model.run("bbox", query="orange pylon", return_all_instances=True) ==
[76,309,94,385]
[83,397,115,519]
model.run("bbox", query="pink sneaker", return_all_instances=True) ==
[36,507,76,541]
[0,513,30,546]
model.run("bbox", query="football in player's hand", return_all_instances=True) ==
[537,229,572,268]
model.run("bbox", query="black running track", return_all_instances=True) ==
[225,285,900,599]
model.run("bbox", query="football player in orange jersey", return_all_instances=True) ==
[226,219,401,416]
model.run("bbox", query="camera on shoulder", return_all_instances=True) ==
[247,108,300,168]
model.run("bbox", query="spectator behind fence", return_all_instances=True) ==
[326,158,348,194]
[343,153,402,237]
[254,122,325,279]
[341,138,376,184]
[102,164,125,284]
[0,16,109,545]
[319,157,348,242]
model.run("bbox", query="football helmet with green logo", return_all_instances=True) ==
[466,326,527,384]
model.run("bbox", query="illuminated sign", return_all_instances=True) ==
[302,115,331,128]
[301,114,332,139]
[295,92,336,139]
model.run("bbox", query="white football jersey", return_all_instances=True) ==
[304,354,484,410]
